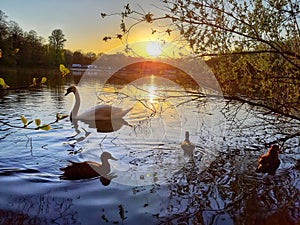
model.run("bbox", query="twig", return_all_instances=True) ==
[99,135,107,146]
[25,135,33,156]
[267,131,300,146]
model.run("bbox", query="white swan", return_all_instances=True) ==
[181,131,195,157]
[65,86,133,121]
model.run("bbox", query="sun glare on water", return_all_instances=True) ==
[146,42,162,57]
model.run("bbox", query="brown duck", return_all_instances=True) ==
[256,145,280,175]
[60,152,117,180]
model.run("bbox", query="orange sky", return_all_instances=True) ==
[1,0,172,55]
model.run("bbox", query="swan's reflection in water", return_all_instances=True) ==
[79,118,131,133]
[71,117,131,135]
[60,152,117,186]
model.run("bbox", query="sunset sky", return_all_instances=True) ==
[1,0,165,54]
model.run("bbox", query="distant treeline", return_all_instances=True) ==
[0,10,99,68]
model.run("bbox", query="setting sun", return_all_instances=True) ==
[146,42,162,57]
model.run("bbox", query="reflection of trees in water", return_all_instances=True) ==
[100,204,128,224]
[54,82,298,223]
[156,153,299,224]
[1,194,80,224]
[220,99,300,148]
[136,97,299,224]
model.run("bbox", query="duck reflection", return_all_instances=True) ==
[100,174,117,186]
[60,152,117,185]
[181,131,195,157]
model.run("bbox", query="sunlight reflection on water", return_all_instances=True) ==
[0,82,299,224]
[72,73,225,186]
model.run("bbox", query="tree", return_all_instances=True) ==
[102,0,300,120]
[0,10,8,45]
[48,29,66,51]
[0,10,9,64]
[72,51,83,64]
[85,52,97,65]
[0,11,72,67]
[6,21,23,65]
[48,29,66,65]
[18,30,45,66]
[64,49,73,66]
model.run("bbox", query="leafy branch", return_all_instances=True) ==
[59,64,70,77]
[0,113,68,131]
[102,2,299,122]
[0,64,70,91]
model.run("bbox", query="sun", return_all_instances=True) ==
[146,42,162,57]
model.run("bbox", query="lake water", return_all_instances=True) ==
[0,69,299,224]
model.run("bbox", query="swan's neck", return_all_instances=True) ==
[71,91,80,119]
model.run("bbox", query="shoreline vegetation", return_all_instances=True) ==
[0,10,98,69]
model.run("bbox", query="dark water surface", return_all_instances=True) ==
[0,71,299,224]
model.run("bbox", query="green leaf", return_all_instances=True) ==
[40,124,51,131]
[59,64,66,72]
[56,113,69,121]
[32,77,37,85]
[64,68,70,76]
[59,64,70,77]
[41,77,47,84]
[35,118,41,126]
[0,78,10,89]
[20,115,28,126]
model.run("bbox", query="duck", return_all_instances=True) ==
[181,131,195,157]
[255,145,280,175]
[65,86,133,121]
[60,151,117,180]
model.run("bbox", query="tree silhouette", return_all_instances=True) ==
[102,0,300,121]
[48,28,66,65]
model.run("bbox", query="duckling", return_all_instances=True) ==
[60,152,117,180]
[256,145,280,175]
[181,131,195,157]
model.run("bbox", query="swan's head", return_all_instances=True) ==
[100,152,117,162]
[65,86,77,96]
